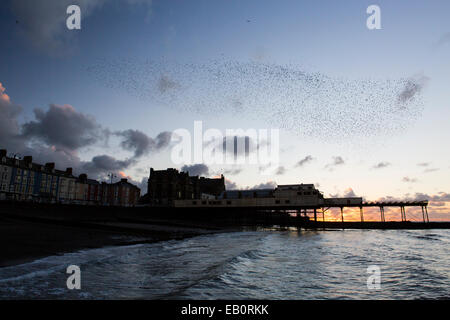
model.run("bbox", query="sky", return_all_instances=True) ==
[1,0,450,221]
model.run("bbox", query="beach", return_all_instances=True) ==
[0,203,230,268]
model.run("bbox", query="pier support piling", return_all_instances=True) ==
[400,206,407,222]
[379,206,385,222]
[360,206,364,222]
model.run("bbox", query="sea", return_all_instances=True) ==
[0,228,449,299]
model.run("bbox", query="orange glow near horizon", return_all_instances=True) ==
[307,204,450,222]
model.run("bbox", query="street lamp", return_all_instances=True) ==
[107,173,117,184]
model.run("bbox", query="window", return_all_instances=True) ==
[227,201,232,205]
[202,201,207,205]
[275,200,280,204]
[192,201,197,205]
[285,200,290,204]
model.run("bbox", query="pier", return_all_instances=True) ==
[316,200,429,223]
[172,184,438,228]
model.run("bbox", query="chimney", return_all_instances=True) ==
[79,173,87,181]
[23,156,32,164]
[45,162,55,170]
[66,168,73,175]
[0,149,6,158]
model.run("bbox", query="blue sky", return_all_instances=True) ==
[1,0,450,219]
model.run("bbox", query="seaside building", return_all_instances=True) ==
[192,176,226,198]
[175,183,330,208]
[147,168,225,205]
[0,149,140,206]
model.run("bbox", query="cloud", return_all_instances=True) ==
[296,155,314,167]
[1,86,85,168]
[423,192,450,202]
[11,0,153,54]
[430,201,446,207]
[81,155,136,179]
[424,168,439,173]
[132,176,149,194]
[249,181,277,190]
[115,129,171,158]
[224,179,277,191]
[325,156,345,170]
[397,74,429,105]
[21,104,106,151]
[220,167,243,176]
[21,144,82,171]
[343,188,357,197]
[115,172,148,193]
[417,162,430,167]
[402,176,418,183]
[0,82,10,102]
[181,164,209,176]
[0,82,168,182]
[332,156,345,165]
[376,192,450,208]
[329,187,358,198]
[275,166,286,175]
[225,179,239,190]
[372,161,390,169]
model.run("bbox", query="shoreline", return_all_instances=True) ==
[0,213,233,268]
